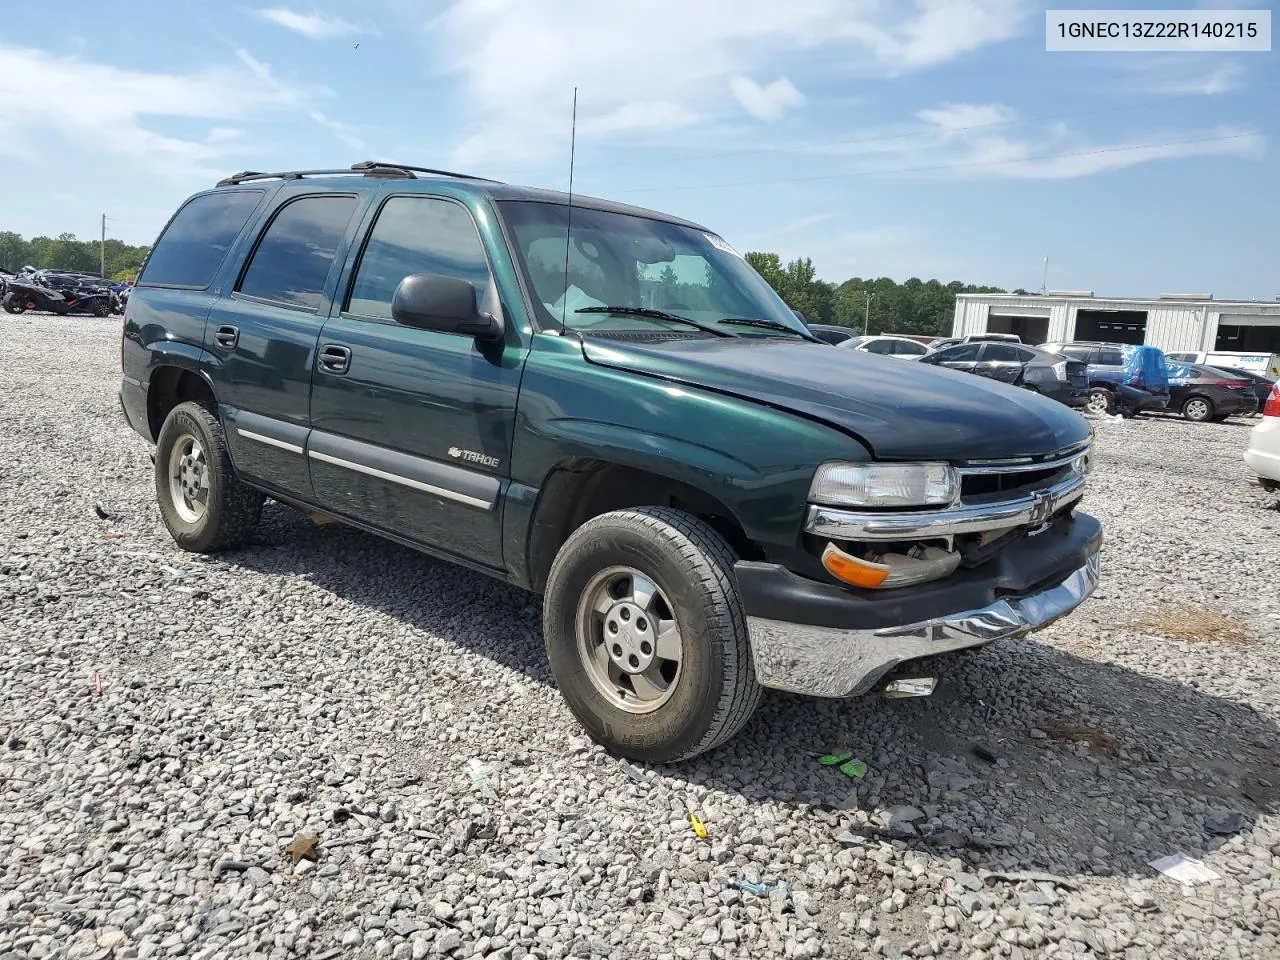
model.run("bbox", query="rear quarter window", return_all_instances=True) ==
[237,195,359,311]
[138,190,264,289]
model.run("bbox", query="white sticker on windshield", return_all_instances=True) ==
[704,233,743,258]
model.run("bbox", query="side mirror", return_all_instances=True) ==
[391,274,503,341]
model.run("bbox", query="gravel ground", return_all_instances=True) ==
[2,313,1278,960]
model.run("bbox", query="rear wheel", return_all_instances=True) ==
[154,402,263,552]
[1182,396,1213,422]
[1085,388,1113,416]
[542,507,761,763]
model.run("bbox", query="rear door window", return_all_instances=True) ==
[138,190,264,289]
[238,195,359,311]
[935,344,982,362]
[983,344,1021,362]
[1059,345,1090,360]
[1098,348,1125,366]
[894,340,927,355]
[865,338,897,355]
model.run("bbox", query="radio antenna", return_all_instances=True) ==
[559,87,578,335]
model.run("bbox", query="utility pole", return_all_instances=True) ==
[1040,257,1048,295]
[100,214,107,278]
[863,291,875,335]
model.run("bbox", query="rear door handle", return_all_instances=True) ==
[214,325,239,349]
[318,344,352,375]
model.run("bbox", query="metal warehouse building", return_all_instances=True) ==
[952,291,1280,354]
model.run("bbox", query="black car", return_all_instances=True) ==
[1206,366,1274,415]
[917,341,1089,407]
[807,323,859,346]
[1165,363,1259,422]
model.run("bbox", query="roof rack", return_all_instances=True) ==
[216,161,501,188]
[350,160,502,183]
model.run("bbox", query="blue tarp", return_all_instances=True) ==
[1121,344,1170,392]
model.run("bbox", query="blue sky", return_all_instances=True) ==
[0,1,1275,296]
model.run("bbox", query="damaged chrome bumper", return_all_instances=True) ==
[746,549,1101,698]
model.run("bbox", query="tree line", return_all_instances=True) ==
[0,231,150,281]
[744,252,1023,338]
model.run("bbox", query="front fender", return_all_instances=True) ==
[509,335,866,552]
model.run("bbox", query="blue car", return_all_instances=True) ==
[1042,341,1170,416]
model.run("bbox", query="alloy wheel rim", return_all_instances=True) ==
[167,433,209,523]
[1186,399,1209,420]
[575,566,683,714]
[1087,392,1109,414]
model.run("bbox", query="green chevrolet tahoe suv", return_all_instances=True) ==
[119,161,1102,762]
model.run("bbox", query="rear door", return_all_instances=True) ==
[205,189,365,499]
[307,192,525,570]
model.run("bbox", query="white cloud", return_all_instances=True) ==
[891,102,1265,180]
[916,102,1015,131]
[1131,59,1245,95]
[428,0,1036,168]
[730,76,805,122]
[252,8,369,40]
[0,44,365,179]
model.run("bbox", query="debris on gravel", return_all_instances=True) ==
[1,315,1278,959]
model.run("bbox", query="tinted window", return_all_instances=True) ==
[238,195,358,310]
[139,190,263,288]
[865,338,896,354]
[1014,347,1039,362]
[935,344,982,362]
[1098,348,1125,366]
[894,340,927,355]
[813,328,854,345]
[1058,345,1090,360]
[348,197,490,320]
[983,344,1021,361]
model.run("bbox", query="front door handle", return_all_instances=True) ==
[318,344,352,375]
[214,325,239,349]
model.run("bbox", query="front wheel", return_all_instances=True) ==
[3,294,25,315]
[1182,396,1213,422]
[1085,388,1113,416]
[542,507,761,763]
[154,402,264,552]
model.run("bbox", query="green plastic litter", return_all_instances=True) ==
[817,752,852,767]
[838,758,868,778]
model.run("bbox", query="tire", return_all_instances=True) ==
[91,301,108,318]
[154,401,263,552]
[1181,396,1213,422]
[1085,388,1113,416]
[542,506,761,763]
[3,294,25,315]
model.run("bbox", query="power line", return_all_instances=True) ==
[609,133,1258,195]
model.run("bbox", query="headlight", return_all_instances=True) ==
[810,462,958,508]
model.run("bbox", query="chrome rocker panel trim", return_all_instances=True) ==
[747,550,1101,698]
[806,470,1086,541]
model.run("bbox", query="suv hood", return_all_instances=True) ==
[581,336,1090,461]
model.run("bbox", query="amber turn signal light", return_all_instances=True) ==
[821,542,891,589]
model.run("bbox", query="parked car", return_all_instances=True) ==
[928,333,1024,351]
[806,323,859,346]
[838,334,930,359]
[1244,382,1280,490]
[1040,341,1171,416]
[1205,366,1274,415]
[916,341,1088,407]
[1165,361,1258,422]
[119,160,1102,762]
[1167,350,1280,379]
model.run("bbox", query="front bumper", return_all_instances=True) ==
[737,512,1102,698]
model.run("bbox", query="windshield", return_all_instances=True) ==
[497,200,810,337]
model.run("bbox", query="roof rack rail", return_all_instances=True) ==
[350,160,503,183]
[215,166,418,188]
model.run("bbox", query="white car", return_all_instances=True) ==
[839,335,930,359]
[1244,382,1280,489]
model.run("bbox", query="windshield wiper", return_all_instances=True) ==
[718,317,821,341]
[575,306,735,337]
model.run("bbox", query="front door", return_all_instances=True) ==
[206,192,363,499]
[307,194,526,570]
[928,342,982,373]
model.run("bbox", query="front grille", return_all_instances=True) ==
[960,464,1072,502]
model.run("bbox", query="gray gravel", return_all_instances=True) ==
[2,313,1278,960]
